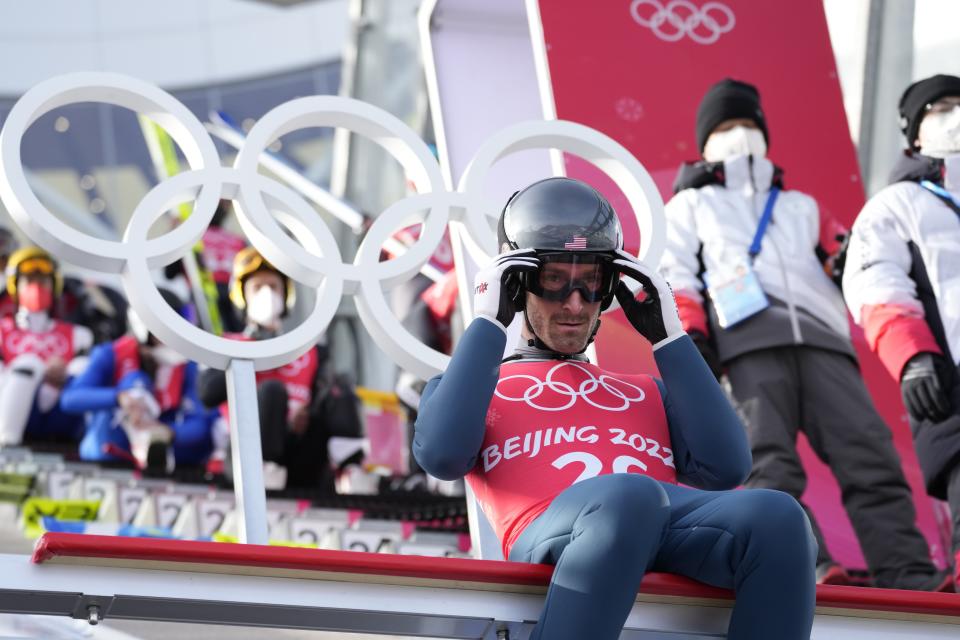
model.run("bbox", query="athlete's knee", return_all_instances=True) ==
[8,353,45,378]
[586,474,670,533]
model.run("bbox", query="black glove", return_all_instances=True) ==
[900,352,953,423]
[690,331,723,380]
[611,250,684,347]
[473,249,539,329]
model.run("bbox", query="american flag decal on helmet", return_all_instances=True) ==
[564,235,587,249]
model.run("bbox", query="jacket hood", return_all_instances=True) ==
[673,158,785,194]
[887,151,944,186]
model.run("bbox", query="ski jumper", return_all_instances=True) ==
[414,317,816,640]
[197,336,348,489]
[0,315,90,443]
[61,337,215,465]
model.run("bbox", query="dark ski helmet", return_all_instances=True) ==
[497,177,623,311]
[498,177,623,254]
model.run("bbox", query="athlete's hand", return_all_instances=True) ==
[43,357,68,388]
[473,249,540,330]
[290,404,310,435]
[901,352,952,423]
[612,250,685,348]
[118,392,151,428]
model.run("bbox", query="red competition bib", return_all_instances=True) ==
[112,336,186,413]
[466,359,676,557]
[0,316,76,362]
[222,333,319,421]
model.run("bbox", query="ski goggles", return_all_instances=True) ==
[16,257,55,276]
[524,252,617,303]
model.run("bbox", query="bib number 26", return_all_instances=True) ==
[551,451,649,484]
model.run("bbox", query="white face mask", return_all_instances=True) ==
[918,105,960,158]
[246,286,284,326]
[702,126,767,162]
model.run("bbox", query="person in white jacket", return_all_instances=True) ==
[844,73,960,586]
[660,78,948,590]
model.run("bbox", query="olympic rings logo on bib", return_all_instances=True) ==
[495,361,646,412]
[0,72,666,380]
[5,332,70,360]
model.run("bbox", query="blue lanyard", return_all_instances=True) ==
[920,180,960,213]
[748,187,780,262]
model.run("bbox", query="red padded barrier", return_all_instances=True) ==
[32,532,960,617]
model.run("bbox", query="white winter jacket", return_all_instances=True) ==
[660,155,851,360]
[843,154,960,379]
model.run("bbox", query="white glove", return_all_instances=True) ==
[611,249,685,349]
[473,249,540,331]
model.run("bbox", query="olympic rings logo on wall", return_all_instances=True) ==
[630,0,735,45]
[0,72,667,382]
[496,361,646,412]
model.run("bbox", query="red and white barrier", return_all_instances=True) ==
[0,533,952,639]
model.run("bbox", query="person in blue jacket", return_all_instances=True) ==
[413,178,816,640]
[61,290,215,472]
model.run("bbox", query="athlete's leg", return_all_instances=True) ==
[22,401,84,443]
[508,473,670,640]
[653,484,816,640]
[0,354,45,445]
[257,378,288,464]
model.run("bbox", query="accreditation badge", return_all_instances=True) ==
[705,261,769,328]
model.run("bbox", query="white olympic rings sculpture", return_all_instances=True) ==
[630,0,735,46]
[0,72,666,383]
[496,361,646,412]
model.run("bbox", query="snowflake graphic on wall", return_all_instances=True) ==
[614,97,644,123]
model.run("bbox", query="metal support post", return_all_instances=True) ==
[225,359,269,545]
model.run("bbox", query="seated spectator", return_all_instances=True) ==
[60,275,130,345]
[198,248,362,491]
[60,289,215,471]
[0,247,92,446]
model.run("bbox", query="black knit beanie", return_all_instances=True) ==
[898,74,960,150]
[695,79,769,153]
